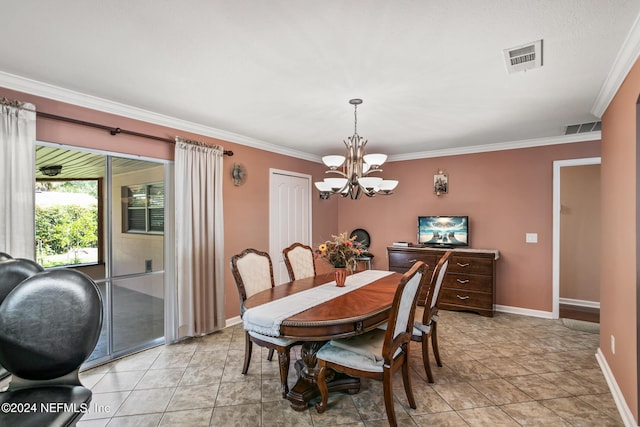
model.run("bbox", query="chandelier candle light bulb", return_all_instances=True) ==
[315,99,398,199]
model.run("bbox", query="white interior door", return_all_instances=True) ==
[269,169,312,284]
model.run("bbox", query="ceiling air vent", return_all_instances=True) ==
[564,121,601,135]
[504,39,543,74]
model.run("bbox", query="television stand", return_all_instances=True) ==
[387,246,499,317]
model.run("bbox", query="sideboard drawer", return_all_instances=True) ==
[447,255,493,275]
[439,288,493,310]
[443,273,493,292]
[388,251,437,271]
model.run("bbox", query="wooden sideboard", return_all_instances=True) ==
[387,246,499,317]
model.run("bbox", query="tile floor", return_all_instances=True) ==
[73,310,623,426]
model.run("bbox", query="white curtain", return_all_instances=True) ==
[0,100,36,259]
[174,137,225,339]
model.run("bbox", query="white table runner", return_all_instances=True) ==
[243,270,393,337]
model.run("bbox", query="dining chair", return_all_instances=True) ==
[314,261,429,426]
[282,242,316,281]
[412,250,452,382]
[230,248,300,397]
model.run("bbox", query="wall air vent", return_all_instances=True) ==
[564,121,601,135]
[504,39,543,74]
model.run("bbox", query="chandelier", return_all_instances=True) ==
[314,99,398,199]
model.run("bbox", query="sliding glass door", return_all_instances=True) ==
[35,143,168,366]
[108,157,165,356]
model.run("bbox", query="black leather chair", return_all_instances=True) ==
[0,256,45,302]
[0,268,103,427]
[0,256,44,382]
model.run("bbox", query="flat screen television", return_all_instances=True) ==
[418,216,469,247]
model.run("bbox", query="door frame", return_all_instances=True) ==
[268,168,313,283]
[36,140,172,368]
[552,156,601,318]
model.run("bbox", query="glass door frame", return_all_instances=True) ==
[35,141,174,369]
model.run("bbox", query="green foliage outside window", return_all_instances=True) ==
[35,180,99,267]
[36,205,98,266]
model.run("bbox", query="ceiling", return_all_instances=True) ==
[35,146,159,179]
[2,1,640,160]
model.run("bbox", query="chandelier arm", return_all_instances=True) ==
[325,170,348,178]
[332,181,350,195]
[357,182,378,197]
[350,184,361,199]
[362,168,383,176]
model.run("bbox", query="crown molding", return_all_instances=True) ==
[388,132,601,162]
[591,12,640,118]
[0,71,319,163]
[0,71,601,165]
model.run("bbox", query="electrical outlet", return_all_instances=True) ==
[145,259,152,273]
[611,335,615,354]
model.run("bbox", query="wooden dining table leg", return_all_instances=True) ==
[286,341,361,411]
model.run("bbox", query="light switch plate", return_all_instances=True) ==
[525,233,538,243]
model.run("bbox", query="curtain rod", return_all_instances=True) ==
[2,96,233,155]
[36,111,233,156]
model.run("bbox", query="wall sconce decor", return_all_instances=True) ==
[231,163,247,186]
[434,169,448,196]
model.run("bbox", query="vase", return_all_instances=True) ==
[334,267,347,287]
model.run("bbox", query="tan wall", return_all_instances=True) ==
[337,142,600,312]
[560,164,601,302]
[601,56,640,420]
[560,165,604,302]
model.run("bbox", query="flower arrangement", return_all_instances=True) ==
[316,232,364,271]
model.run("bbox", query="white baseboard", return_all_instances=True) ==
[494,304,554,319]
[559,297,600,309]
[596,348,637,426]
[226,315,242,328]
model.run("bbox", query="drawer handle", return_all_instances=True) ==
[457,262,470,268]
[409,259,418,263]
[456,294,470,300]
[456,279,470,284]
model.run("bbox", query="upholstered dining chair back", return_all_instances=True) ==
[389,262,428,342]
[231,248,275,303]
[282,242,315,281]
[0,268,103,426]
[424,251,453,317]
[412,250,452,383]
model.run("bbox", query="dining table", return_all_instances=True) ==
[242,269,403,411]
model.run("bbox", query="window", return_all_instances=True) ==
[35,179,101,267]
[123,183,164,234]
